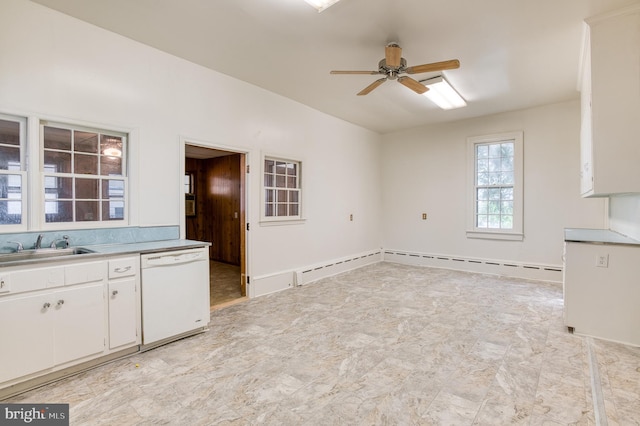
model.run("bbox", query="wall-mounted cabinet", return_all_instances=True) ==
[580,5,640,197]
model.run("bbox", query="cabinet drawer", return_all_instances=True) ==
[108,257,138,279]
[10,266,65,293]
[65,261,106,285]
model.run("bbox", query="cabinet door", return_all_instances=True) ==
[108,278,138,349]
[53,284,105,366]
[0,294,54,383]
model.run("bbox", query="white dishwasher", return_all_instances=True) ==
[140,246,210,348]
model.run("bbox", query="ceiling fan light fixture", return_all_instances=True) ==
[421,76,466,109]
[304,0,341,12]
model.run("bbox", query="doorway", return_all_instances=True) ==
[184,144,247,309]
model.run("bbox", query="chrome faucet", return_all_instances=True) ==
[35,234,44,250]
[50,235,70,249]
[7,241,24,252]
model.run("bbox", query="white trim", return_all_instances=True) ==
[260,152,305,225]
[466,131,524,240]
[294,250,383,286]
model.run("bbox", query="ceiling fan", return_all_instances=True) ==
[330,43,460,96]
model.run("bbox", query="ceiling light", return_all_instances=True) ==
[304,0,341,12]
[421,75,467,110]
[103,147,122,157]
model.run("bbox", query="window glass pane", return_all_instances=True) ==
[501,187,513,200]
[76,200,99,221]
[288,163,297,176]
[287,176,296,188]
[488,188,501,200]
[277,203,287,216]
[44,127,71,150]
[102,200,124,220]
[477,158,488,173]
[102,179,125,199]
[45,200,73,222]
[275,175,286,188]
[45,176,73,199]
[500,171,513,185]
[0,146,20,170]
[501,201,513,215]
[476,172,488,185]
[477,200,488,215]
[275,161,287,175]
[0,201,21,224]
[100,135,123,157]
[277,190,287,202]
[265,189,274,203]
[74,131,98,153]
[265,203,274,216]
[476,145,488,159]
[477,188,488,200]
[264,174,274,187]
[0,119,20,146]
[75,178,99,199]
[501,143,514,157]
[264,160,275,174]
[489,143,501,157]
[289,190,299,203]
[289,204,299,216]
[101,156,122,176]
[488,215,501,228]
[477,215,487,228]
[488,201,500,214]
[75,153,98,175]
[44,151,72,173]
[501,215,513,229]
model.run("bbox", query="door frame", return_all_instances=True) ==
[179,137,250,298]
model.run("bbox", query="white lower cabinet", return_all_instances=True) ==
[0,254,141,395]
[0,293,54,383]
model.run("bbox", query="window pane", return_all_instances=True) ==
[289,190,299,203]
[275,175,286,187]
[476,145,488,159]
[74,131,98,153]
[477,172,488,185]
[289,204,299,216]
[489,144,501,157]
[75,178,99,199]
[264,174,274,187]
[477,159,488,173]
[100,135,123,157]
[76,200,99,221]
[277,203,287,216]
[45,176,73,199]
[275,161,287,175]
[0,146,20,170]
[101,156,122,176]
[102,179,125,199]
[265,203,274,216]
[0,201,21,224]
[477,188,488,200]
[488,215,501,228]
[501,143,514,157]
[277,190,287,202]
[264,160,275,174]
[488,188,501,200]
[287,176,296,188]
[288,163,297,177]
[45,200,73,222]
[0,119,20,146]
[44,127,71,150]
[501,201,513,215]
[477,200,488,215]
[44,151,72,173]
[501,187,513,200]
[75,153,98,175]
[102,200,124,220]
[500,171,514,185]
[477,215,488,228]
[501,215,513,229]
[265,189,274,203]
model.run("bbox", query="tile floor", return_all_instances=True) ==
[5,262,640,425]
[209,261,243,307]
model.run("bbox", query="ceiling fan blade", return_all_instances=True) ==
[404,59,460,74]
[397,76,429,94]
[385,44,402,68]
[330,70,380,75]
[357,78,387,96]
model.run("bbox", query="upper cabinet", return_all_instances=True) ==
[580,5,640,197]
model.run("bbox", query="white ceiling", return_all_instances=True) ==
[30,0,639,134]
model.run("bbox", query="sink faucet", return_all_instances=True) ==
[35,234,44,250]
[7,241,24,252]
[50,235,70,249]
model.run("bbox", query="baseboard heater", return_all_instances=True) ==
[383,250,563,283]
[295,250,383,286]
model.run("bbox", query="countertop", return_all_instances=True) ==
[0,239,211,268]
[564,228,640,246]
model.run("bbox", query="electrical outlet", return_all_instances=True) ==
[596,254,609,268]
[422,213,427,220]
[349,214,353,221]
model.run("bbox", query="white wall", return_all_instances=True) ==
[0,0,382,284]
[609,194,640,240]
[381,100,607,267]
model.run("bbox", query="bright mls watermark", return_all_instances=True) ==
[1,404,68,425]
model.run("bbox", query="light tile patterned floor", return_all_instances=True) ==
[6,262,640,424]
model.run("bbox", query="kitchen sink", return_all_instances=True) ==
[0,247,95,263]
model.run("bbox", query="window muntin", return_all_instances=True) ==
[42,123,127,224]
[467,132,523,240]
[263,158,301,220]
[0,116,26,227]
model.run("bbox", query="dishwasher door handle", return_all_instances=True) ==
[144,252,204,267]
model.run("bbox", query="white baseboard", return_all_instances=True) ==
[383,249,563,283]
[295,249,383,286]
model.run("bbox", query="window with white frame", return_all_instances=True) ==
[41,122,127,224]
[467,132,523,240]
[262,157,301,221]
[0,115,27,229]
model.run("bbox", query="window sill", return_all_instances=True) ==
[466,230,524,241]
[259,218,306,227]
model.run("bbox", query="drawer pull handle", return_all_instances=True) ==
[0,280,4,288]
[112,290,119,296]
[43,302,51,309]
[114,266,132,273]
[57,299,65,306]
